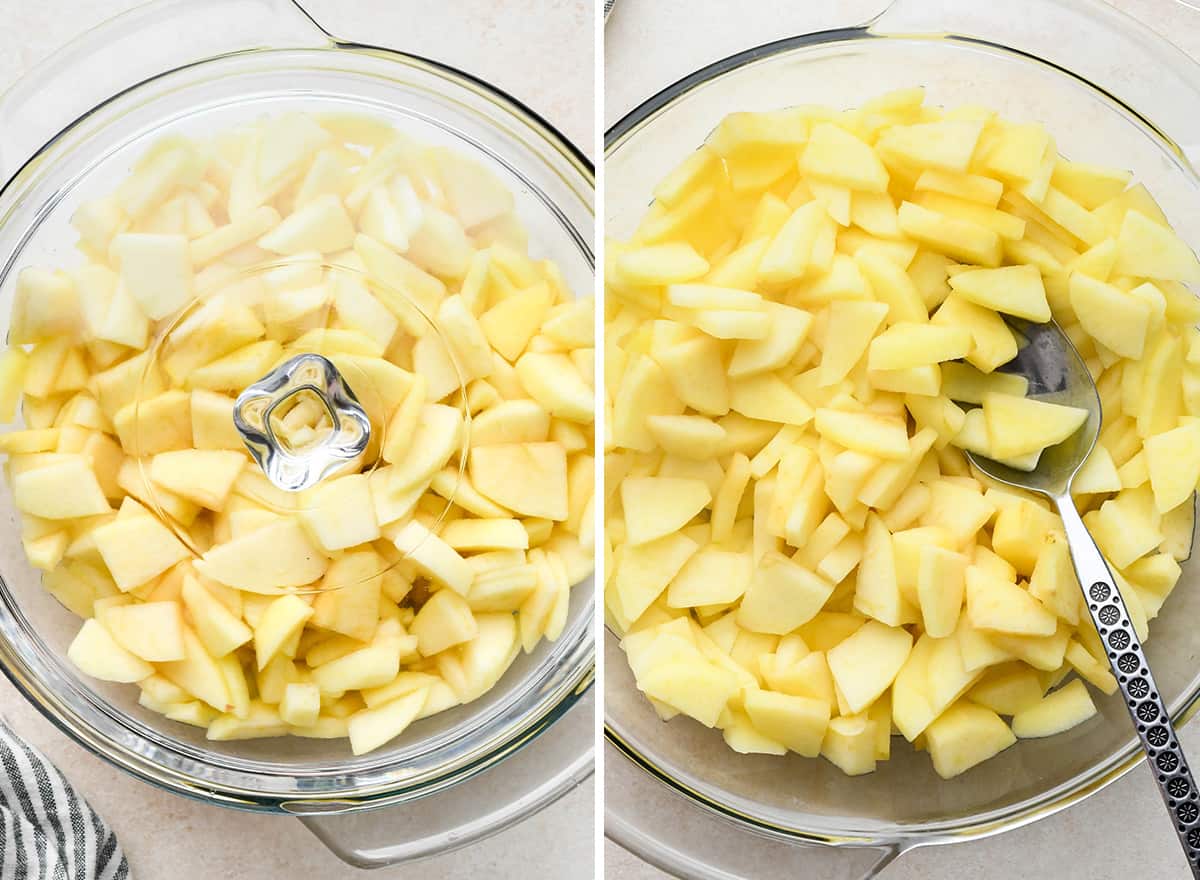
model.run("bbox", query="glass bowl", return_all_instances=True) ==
[0,0,594,824]
[604,0,1200,876]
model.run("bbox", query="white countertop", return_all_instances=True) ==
[604,0,1200,878]
[0,1,594,878]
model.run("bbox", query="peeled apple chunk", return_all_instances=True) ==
[607,87,1200,778]
[68,619,154,683]
[0,110,592,754]
[982,393,1088,460]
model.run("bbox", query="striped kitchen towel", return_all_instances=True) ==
[0,722,129,880]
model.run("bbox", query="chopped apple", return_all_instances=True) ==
[300,473,380,551]
[469,442,568,521]
[390,520,474,595]
[12,456,110,519]
[100,601,185,662]
[620,477,711,546]
[925,702,1016,778]
[826,620,912,714]
[253,594,313,670]
[149,450,244,510]
[67,619,154,683]
[965,566,1057,636]
[982,393,1088,460]
[181,574,252,657]
[814,409,909,460]
[347,687,428,755]
[1115,209,1200,282]
[742,688,830,756]
[737,552,834,634]
[94,499,191,591]
[194,517,327,593]
[1011,679,1097,737]
[110,233,193,320]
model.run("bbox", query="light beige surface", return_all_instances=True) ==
[0,1,595,879]
[603,0,1200,878]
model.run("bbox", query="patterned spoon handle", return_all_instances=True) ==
[1055,495,1200,877]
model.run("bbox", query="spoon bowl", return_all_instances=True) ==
[965,318,1100,498]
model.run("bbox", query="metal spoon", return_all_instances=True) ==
[965,317,1200,876]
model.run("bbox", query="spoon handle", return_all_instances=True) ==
[1054,495,1200,877]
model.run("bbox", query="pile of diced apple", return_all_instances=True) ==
[0,111,595,755]
[605,87,1200,779]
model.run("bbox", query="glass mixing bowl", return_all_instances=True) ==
[605,0,1200,876]
[0,0,594,860]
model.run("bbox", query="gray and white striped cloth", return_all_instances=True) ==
[0,722,128,880]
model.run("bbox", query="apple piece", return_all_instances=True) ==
[311,551,383,643]
[187,340,283,392]
[311,638,403,696]
[917,545,968,638]
[757,202,829,285]
[800,123,888,192]
[67,619,154,683]
[620,477,711,546]
[814,409,909,460]
[471,400,551,447]
[258,194,355,254]
[818,301,889,386]
[149,450,244,511]
[389,520,474,595]
[412,588,478,656]
[99,601,185,662]
[614,533,699,622]
[1011,679,1097,738]
[968,662,1045,715]
[982,393,1088,460]
[827,620,913,714]
[878,120,982,172]
[11,268,80,345]
[867,323,972,371]
[965,566,1057,636]
[94,499,191,591]
[189,390,243,451]
[299,473,381,552]
[110,233,193,320]
[479,284,554,363]
[206,701,290,741]
[897,201,1002,267]
[439,518,529,552]
[347,687,429,755]
[253,594,313,670]
[386,403,463,492]
[854,249,926,323]
[515,352,594,424]
[469,441,569,521]
[946,264,1049,322]
[181,574,252,657]
[159,626,232,712]
[1028,535,1080,625]
[1115,209,1200,282]
[407,205,472,278]
[12,456,110,519]
[660,547,751,612]
[1144,421,1200,514]
[1068,273,1151,359]
[742,688,830,756]
[820,713,879,776]
[737,551,834,634]
[194,517,328,593]
[925,702,1016,778]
